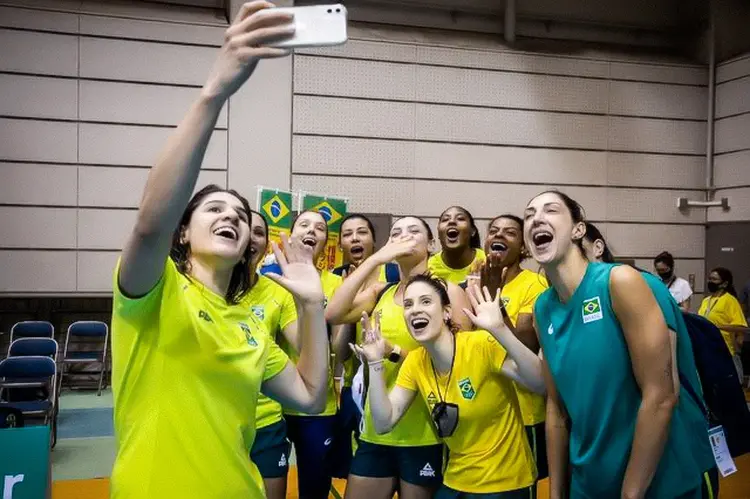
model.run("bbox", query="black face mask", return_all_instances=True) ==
[707,281,721,293]
[431,401,459,438]
[657,270,673,281]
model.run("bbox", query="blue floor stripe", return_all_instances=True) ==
[57,408,114,439]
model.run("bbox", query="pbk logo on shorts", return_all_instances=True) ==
[251,305,265,320]
[419,463,435,477]
[582,296,603,324]
[457,377,476,400]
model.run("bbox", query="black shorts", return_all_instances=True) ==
[250,419,291,479]
[349,440,443,487]
[525,422,548,481]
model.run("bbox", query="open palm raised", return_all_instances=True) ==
[350,311,387,363]
[265,233,325,306]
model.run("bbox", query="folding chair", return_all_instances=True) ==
[0,356,57,446]
[10,321,54,343]
[8,338,58,360]
[59,321,109,396]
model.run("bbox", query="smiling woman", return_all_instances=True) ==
[525,190,717,499]
[109,3,333,498]
[428,206,485,285]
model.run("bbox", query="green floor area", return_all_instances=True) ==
[53,389,115,481]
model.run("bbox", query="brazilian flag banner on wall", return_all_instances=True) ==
[300,193,348,271]
[257,187,293,246]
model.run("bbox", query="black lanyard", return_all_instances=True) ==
[430,334,456,404]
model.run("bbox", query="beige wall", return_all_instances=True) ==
[0,1,721,297]
[711,52,750,223]
[0,0,292,295]
[292,25,708,293]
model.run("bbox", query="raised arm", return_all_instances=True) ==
[463,285,545,394]
[119,1,293,297]
[326,237,417,324]
[611,265,679,499]
[262,234,329,413]
[350,312,417,433]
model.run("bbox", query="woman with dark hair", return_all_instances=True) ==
[581,222,615,264]
[279,209,344,498]
[111,4,330,496]
[428,206,485,284]
[330,213,400,479]
[699,267,748,379]
[472,214,550,493]
[244,210,302,499]
[327,216,471,499]
[654,251,693,312]
[351,275,543,498]
[524,190,715,498]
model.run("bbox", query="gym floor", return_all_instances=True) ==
[50,389,750,499]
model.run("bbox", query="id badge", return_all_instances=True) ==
[708,426,737,477]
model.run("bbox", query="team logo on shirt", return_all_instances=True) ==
[582,296,603,324]
[457,377,476,400]
[239,322,258,347]
[501,296,510,307]
[251,305,265,320]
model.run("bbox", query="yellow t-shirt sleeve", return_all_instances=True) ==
[263,340,290,382]
[279,289,298,330]
[483,332,509,374]
[112,256,173,324]
[726,296,748,327]
[519,278,547,315]
[395,352,419,392]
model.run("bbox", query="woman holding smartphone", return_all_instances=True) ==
[110,4,331,497]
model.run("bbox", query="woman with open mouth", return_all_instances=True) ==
[110,4,332,497]
[524,190,715,499]
[278,209,344,499]
[326,216,472,499]
[428,206,485,285]
[471,214,550,495]
[244,210,305,499]
[352,275,544,498]
[330,214,401,480]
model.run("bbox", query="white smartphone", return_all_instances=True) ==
[269,4,348,49]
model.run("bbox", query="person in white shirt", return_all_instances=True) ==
[653,251,692,311]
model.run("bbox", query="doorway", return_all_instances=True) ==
[705,222,750,299]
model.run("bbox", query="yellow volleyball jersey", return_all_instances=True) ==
[342,264,393,388]
[360,284,440,446]
[699,293,748,355]
[110,258,289,499]
[428,249,486,284]
[396,331,536,493]
[501,269,548,426]
[281,269,342,416]
[244,275,298,429]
